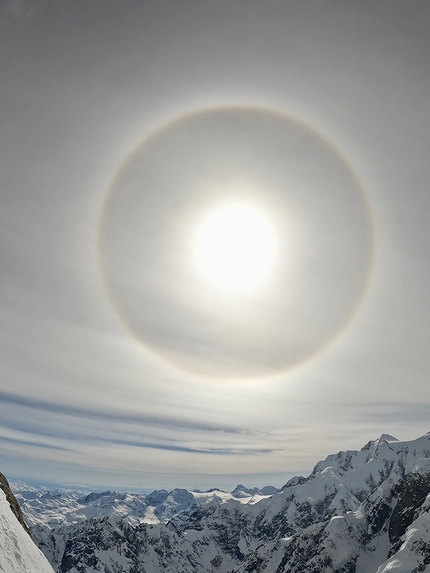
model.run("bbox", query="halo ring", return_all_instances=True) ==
[97,105,376,380]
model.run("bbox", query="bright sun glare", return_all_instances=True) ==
[192,203,277,294]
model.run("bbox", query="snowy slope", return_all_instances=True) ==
[0,481,54,573]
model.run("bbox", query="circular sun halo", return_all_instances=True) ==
[191,203,277,294]
[100,106,373,379]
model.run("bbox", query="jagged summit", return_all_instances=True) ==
[379,433,399,442]
[231,484,259,497]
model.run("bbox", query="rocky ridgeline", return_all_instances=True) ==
[12,432,430,573]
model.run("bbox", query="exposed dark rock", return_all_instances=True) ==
[389,472,430,543]
[210,554,222,567]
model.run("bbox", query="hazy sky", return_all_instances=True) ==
[1,0,430,492]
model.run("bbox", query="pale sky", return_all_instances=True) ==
[1,0,430,492]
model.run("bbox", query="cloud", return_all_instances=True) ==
[0,389,279,461]
[0,435,67,451]
[7,0,33,18]
[0,390,244,434]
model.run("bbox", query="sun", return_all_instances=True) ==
[191,202,278,294]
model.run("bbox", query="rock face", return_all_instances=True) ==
[0,472,55,573]
[0,472,32,537]
[16,432,430,573]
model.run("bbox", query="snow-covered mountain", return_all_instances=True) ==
[13,432,430,573]
[0,472,54,573]
[14,483,276,529]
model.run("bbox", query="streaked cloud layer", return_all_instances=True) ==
[1,0,430,490]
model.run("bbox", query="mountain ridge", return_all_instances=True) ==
[11,431,430,573]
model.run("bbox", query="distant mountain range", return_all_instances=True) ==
[5,432,430,572]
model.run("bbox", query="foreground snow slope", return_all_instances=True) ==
[0,475,54,573]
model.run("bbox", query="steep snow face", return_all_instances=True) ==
[0,487,54,573]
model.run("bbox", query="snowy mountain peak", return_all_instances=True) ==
[378,433,399,442]
[282,475,307,489]
[231,484,259,498]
